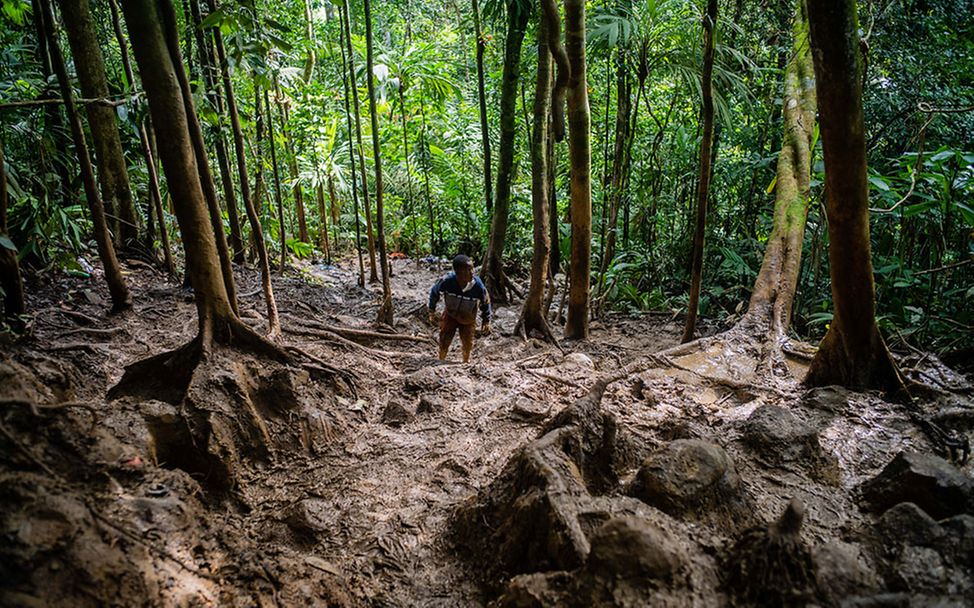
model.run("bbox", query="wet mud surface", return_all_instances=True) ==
[1,258,972,606]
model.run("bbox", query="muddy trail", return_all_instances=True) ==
[1,258,972,607]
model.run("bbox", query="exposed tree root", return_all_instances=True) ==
[283,314,432,344]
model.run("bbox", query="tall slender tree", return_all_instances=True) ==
[40,0,131,311]
[342,0,379,283]
[56,0,140,246]
[265,89,287,275]
[563,0,593,339]
[481,0,530,304]
[803,0,905,394]
[514,12,556,343]
[682,0,718,343]
[206,0,279,335]
[472,0,493,214]
[107,0,175,275]
[364,0,395,325]
[338,0,365,286]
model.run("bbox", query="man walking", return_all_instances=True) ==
[428,255,492,362]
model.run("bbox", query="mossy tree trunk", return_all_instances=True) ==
[515,10,556,342]
[481,0,529,305]
[364,0,394,325]
[740,0,815,339]
[681,0,718,343]
[803,0,905,394]
[57,0,140,247]
[41,0,131,311]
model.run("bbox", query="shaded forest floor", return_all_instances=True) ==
[1,257,973,607]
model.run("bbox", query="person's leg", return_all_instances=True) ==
[439,313,459,360]
[458,323,475,363]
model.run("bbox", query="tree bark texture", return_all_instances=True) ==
[741,0,815,338]
[57,0,140,246]
[564,0,593,340]
[364,0,394,325]
[159,0,238,313]
[481,0,529,304]
[803,0,905,394]
[42,0,131,311]
[681,0,718,343]
[515,12,555,342]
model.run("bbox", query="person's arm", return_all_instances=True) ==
[428,278,443,322]
[478,280,492,330]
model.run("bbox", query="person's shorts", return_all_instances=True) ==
[439,312,474,352]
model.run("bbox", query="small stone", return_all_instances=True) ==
[509,398,549,423]
[381,400,414,427]
[875,502,943,548]
[586,516,686,583]
[741,405,821,464]
[562,353,594,370]
[859,451,973,520]
[812,541,880,603]
[628,439,739,514]
[286,499,336,534]
[802,386,851,413]
[416,396,444,414]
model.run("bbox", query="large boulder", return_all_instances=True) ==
[859,452,973,520]
[628,439,740,515]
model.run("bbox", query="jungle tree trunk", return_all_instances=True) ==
[0,138,25,321]
[265,90,287,275]
[597,46,633,287]
[41,0,131,311]
[56,0,140,246]
[119,0,284,357]
[191,0,245,264]
[317,182,332,264]
[276,86,309,244]
[342,0,379,283]
[207,0,279,335]
[107,0,175,274]
[803,0,905,394]
[338,1,365,285]
[514,14,556,342]
[681,0,718,343]
[481,0,529,304]
[740,0,815,338]
[420,100,438,254]
[161,0,238,312]
[302,0,316,82]
[472,0,493,214]
[364,0,394,325]
[563,0,593,340]
[547,112,559,277]
[398,85,417,256]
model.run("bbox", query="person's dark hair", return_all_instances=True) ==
[453,254,473,272]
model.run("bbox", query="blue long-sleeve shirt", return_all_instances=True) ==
[428,272,492,324]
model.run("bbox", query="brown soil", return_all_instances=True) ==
[1,258,971,606]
